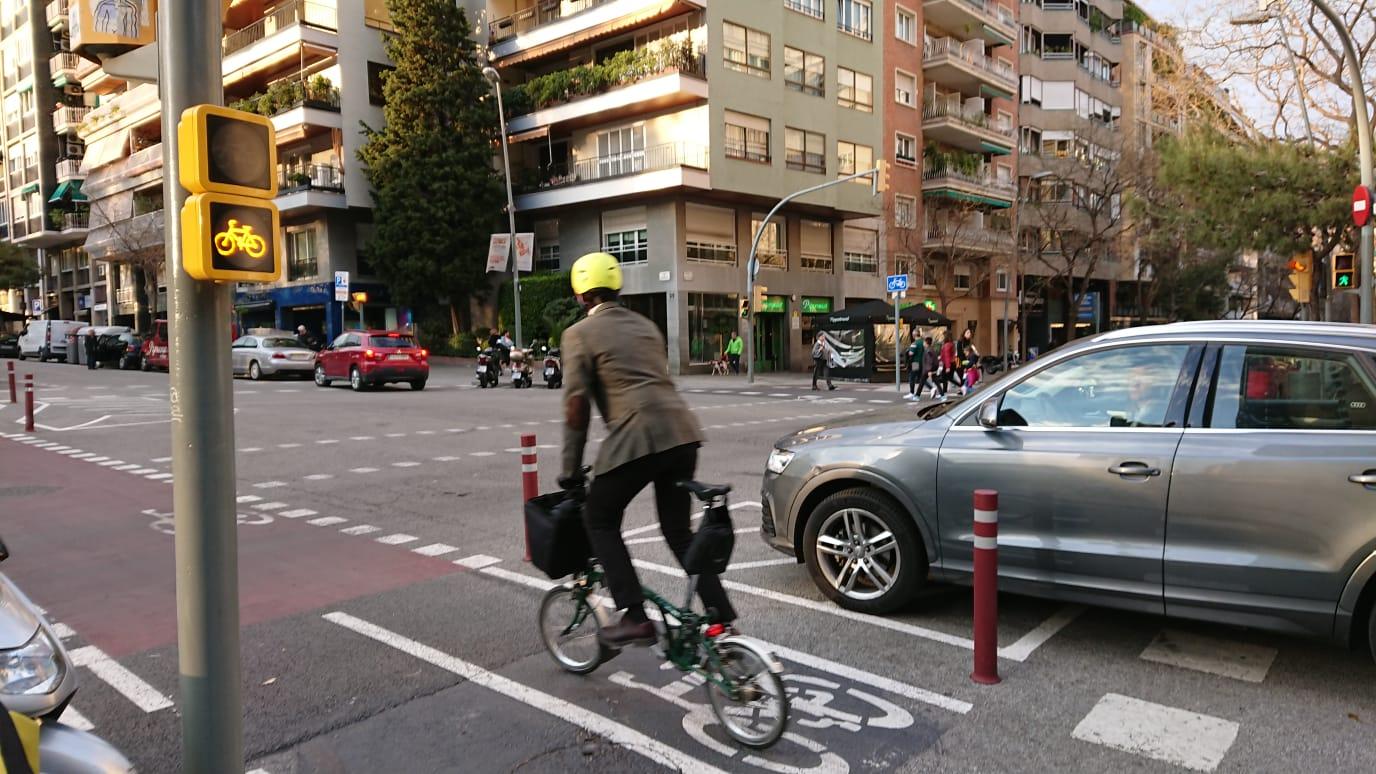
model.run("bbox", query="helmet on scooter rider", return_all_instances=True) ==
[570,252,623,296]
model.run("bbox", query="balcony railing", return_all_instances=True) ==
[923,37,1016,86]
[54,210,89,232]
[944,0,1017,32]
[46,0,67,27]
[506,39,703,115]
[925,221,1014,246]
[784,0,825,19]
[800,252,833,272]
[922,101,1015,137]
[279,162,344,193]
[519,142,708,193]
[489,0,615,44]
[52,105,89,133]
[923,163,1016,195]
[223,0,338,57]
[115,286,135,306]
[56,159,83,180]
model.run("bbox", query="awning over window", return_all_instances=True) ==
[79,130,131,174]
[49,180,87,203]
[19,182,39,195]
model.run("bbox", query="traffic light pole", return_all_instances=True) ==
[745,167,885,384]
[160,1,243,771]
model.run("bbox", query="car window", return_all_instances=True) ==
[1208,345,1376,430]
[998,345,1191,428]
[369,335,416,348]
[329,333,350,349]
[261,337,302,348]
[343,335,362,348]
[232,337,255,348]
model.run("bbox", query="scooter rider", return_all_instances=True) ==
[558,252,738,647]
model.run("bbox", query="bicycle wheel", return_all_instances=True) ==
[704,639,789,749]
[538,585,610,674]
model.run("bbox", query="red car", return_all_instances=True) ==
[314,330,429,391]
[141,320,169,371]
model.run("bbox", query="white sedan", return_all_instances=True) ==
[230,334,316,380]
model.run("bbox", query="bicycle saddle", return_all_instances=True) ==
[677,480,731,500]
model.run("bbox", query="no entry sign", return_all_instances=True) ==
[1354,185,1372,228]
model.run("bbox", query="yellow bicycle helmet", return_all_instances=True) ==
[570,252,623,295]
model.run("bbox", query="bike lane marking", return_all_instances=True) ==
[323,611,731,774]
[68,645,174,712]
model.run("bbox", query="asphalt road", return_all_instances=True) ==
[0,359,1372,773]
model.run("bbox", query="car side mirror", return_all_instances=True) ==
[977,399,1000,430]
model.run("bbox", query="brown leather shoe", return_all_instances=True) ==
[598,616,656,648]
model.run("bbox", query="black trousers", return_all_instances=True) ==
[812,357,832,388]
[728,353,740,374]
[583,443,737,623]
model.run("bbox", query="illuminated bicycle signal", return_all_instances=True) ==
[213,220,267,259]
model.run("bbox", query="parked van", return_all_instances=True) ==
[17,320,83,362]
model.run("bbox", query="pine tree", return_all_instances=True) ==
[358,0,503,332]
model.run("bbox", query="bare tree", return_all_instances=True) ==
[87,195,165,331]
[890,195,999,319]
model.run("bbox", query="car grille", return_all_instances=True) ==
[760,498,776,537]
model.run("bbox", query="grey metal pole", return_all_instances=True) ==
[159,1,242,772]
[1309,0,1373,324]
[485,67,522,349]
[894,294,901,395]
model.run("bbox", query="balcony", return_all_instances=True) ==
[46,0,67,29]
[489,0,704,66]
[922,101,1014,154]
[56,158,84,182]
[49,52,97,85]
[51,209,90,236]
[923,219,1013,254]
[514,141,709,212]
[276,162,347,212]
[922,162,1015,207]
[923,0,1016,46]
[222,0,338,85]
[922,37,1017,97]
[505,44,706,136]
[52,105,89,135]
[227,74,343,141]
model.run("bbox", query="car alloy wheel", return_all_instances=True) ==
[350,367,364,392]
[314,365,330,387]
[803,488,923,614]
[249,361,261,381]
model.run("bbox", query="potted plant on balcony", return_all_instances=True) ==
[47,209,65,230]
[306,75,336,106]
[288,170,312,189]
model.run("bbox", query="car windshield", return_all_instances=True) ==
[119,333,138,343]
[370,335,416,348]
[262,337,305,348]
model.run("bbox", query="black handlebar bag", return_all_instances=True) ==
[524,492,592,579]
[682,501,735,576]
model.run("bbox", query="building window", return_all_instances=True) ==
[285,228,318,281]
[837,67,873,112]
[836,140,873,180]
[895,133,917,166]
[954,269,972,291]
[752,213,787,268]
[895,6,916,44]
[894,70,916,107]
[724,21,771,77]
[535,245,560,271]
[596,126,646,176]
[367,62,394,106]
[687,292,740,364]
[996,270,1010,293]
[843,226,877,273]
[837,0,873,40]
[364,0,393,30]
[725,111,771,163]
[1020,126,1042,155]
[534,220,560,271]
[604,228,649,265]
[783,46,825,96]
[895,254,914,278]
[685,203,737,265]
[894,194,917,228]
[801,219,833,272]
[785,0,825,18]
[785,127,826,173]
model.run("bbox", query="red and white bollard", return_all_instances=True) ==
[6,361,14,404]
[971,489,1000,685]
[520,433,538,562]
[23,374,34,433]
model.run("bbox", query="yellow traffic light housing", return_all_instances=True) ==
[1333,253,1359,291]
[752,284,768,313]
[180,193,281,282]
[178,105,278,198]
[739,298,749,319]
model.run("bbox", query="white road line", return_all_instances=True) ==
[621,501,760,539]
[769,393,791,397]
[323,612,729,774]
[349,467,380,473]
[68,645,174,712]
[741,391,761,395]
[446,427,466,433]
[998,605,1085,662]
[277,443,302,449]
[87,456,109,462]
[150,456,172,463]
[98,460,124,466]
[416,430,436,435]
[307,516,348,527]
[51,622,77,639]
[245,769,271,774]
[236,495,262,504]
[278,509,317,519]
[479,565,559,592]
[726,558,794,571]
[385,432,407,438]
[432,456,461,462]
[71,452,96,459]
[375,534,417,545]
[470,451,495,457]
[454,554,502,570]
[412,543,460,557]
[391,461,421,467]
[315,439,340,445]
[64,706,95,731]
[1139,629,1277,683]
[129,467,157,474]
[253,481,287,489]
[341,525,381,536]
[252,502,288,511]
[239,447,263,453]
[349,436,375,441]
[1072,693,1239,772]
[145,473,174,480]
[476,426,490,430]
[303,474,334,481]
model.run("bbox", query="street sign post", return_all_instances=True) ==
[886,274,910,294]
[334,271,349,334]
[887,276,909,396]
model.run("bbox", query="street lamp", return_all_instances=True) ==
[1232,0,1373,325]
[483,65,524,349]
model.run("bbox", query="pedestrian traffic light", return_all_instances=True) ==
[1287,253,1312,304]
[1333,253,1359,291]
[739,298,749,319]
[873,160,890,194]
[177,104,281,282]
[752,284,768,313]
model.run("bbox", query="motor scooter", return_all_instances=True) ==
[541,346,561,389]
[509,348,533,389]
[475,347,499,388]
[0,538,135,773]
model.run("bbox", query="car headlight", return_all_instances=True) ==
[766,448,795,475]
[0,628,64,695]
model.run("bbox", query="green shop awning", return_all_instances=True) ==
[49,180,87,203]
[923,189,1012,209]
[19,182,39,195]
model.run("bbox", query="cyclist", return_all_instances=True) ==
[558,252,737,647]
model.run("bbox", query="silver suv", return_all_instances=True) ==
[760,321,1376,662]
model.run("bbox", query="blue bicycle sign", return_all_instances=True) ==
[885,274,909,294]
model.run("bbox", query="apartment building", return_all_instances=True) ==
[916,0,1019,355]
[475,0,889,374]
[70,0,400,337]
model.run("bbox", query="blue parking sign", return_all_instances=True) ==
[886,274,909,293]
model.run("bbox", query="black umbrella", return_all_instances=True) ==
[820,300,951,328]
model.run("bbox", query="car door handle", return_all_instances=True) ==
[1108,463,1160,477]
[1349,472,1376,486]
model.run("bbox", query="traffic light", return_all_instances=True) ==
[738,298,749,319]
[1286,253,1312,304]
[1333,253,1359,291]
[873,159,890,194]
[752,284,768,313]
[350,291,368,312]
[177,104,281,282]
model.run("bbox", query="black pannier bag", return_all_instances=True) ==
[524,491,592,579]
[683,501,735,576]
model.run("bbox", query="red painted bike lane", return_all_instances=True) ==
[0,439,464,658]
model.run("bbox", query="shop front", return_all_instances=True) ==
[752,294,788,372]
[234,282,409,341]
